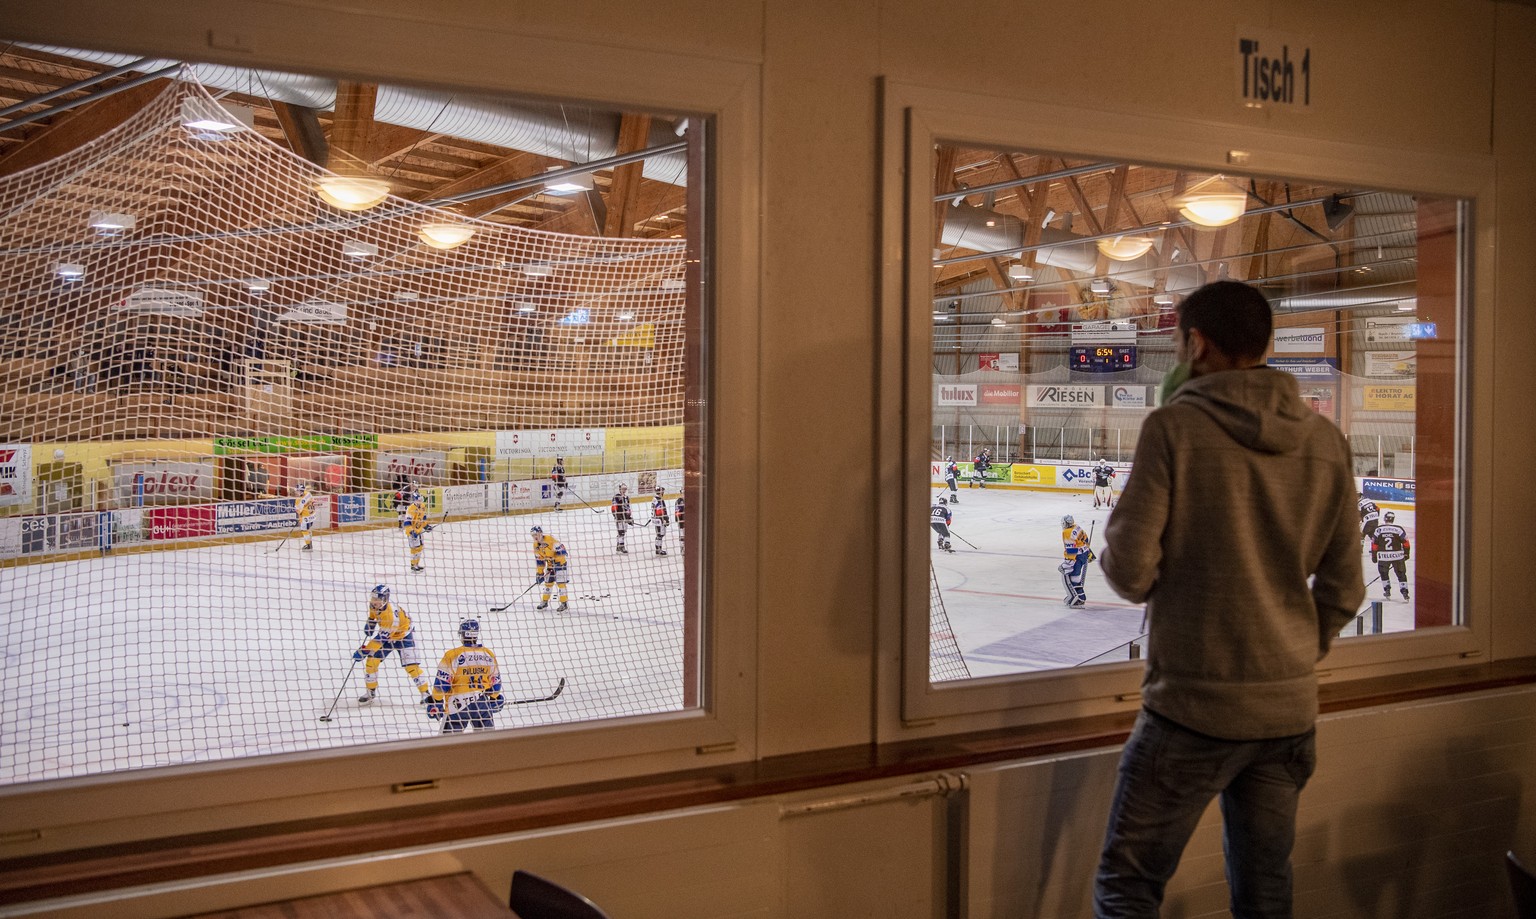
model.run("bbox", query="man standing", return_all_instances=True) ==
[426,617,503,734]
[610,483,633,554]
[1094,281,1364,917]
[550,456,567,511]
[1091,458,1117,509]
[929,495,955,553]
[1059,514,1091,608]
[944,456,961,502]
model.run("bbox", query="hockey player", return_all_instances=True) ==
[650,486,670,556]
[674,492,685,547]
[426,617,503,734]
[550,456,567,511]
[930,495,955,553]
[404,491,432,572]
[1091,459,1117,509]
[294,482,316,550]
[1370,511,1412,600]
[1060,514,1093,608]
[1358,496,1382,543]
[530,525,570,612]
[971,449,991,487]
[944,456,961,502]
[353,584,432,706]
[610,484,633,554]
[393,478,418,529]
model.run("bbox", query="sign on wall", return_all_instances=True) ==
[1364,350,1417,378]
[979,384,1021,405]
[977,352,1019,372]
[0,445,32,507]
[111,461,217,505]
[1267,357,1338,380]
[1110,385,1148,409]
[1026,384,1102,407]
[1273,327,1327,354]
[1363,317,1414,345]
[935,384,978,407]
[1236,27,1312,110]
[1362,385,1416,411]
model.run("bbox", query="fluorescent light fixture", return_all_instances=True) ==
[516,302,537,313]
[181,96,253,133]
[1152,293,1175,306]
[523,264,554,277]
[544,166,594,195]
[392,290,419,301]
[558,309,591,325]
[56,262,86,281]
[88,211,136,235]
[1396,301,1415,312]
[1090,278,1111,295]
[617,311,635,321]
[1097,235,1155,262]
[985,219,997,227]
[1007,263,1032,281]
[660,278,686,290]
[317,176,391,211]
[417,222,475,250]
[991,317,1006,326]
[1178,176,1247,228]
[246,279,271,295]
[1041,208,1056,227]
[341,240,378,259]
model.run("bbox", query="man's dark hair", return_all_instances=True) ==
[1176,280,1273,363]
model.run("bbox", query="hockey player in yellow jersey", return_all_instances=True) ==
[353,584,432,706]
[1060,515,1093,608]
[403,492,433,572]
[294,483,316,550]
[426,617,503,733]
[530,525,570,612]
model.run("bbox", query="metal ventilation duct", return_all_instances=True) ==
[1270,281,1418,312]
[22,45,689,186]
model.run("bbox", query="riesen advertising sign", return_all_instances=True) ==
[1026,385,1102,407]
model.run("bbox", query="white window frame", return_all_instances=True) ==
[0,13,762,834]
[877,80,1494,735]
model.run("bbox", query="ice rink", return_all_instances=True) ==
[931,484,1416,679]
[1,500,686,785]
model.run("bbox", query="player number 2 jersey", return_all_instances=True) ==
[1372,524,1410,562]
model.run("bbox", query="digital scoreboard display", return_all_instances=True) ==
[1069,345,1138,372]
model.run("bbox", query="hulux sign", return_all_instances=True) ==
[1237,28,1312,110]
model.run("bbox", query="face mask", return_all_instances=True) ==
[1158,361,1192,405]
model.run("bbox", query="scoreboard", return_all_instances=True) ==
[1068,344,1138,372]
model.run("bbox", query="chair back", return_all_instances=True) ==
[510,870,612,919]
[1509,850,1536,919]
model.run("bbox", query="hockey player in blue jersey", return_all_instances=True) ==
[1060,514,1093,607]
[930,496,955,553]
[354,584,432,706]
[1358,496,1382,543]
[944,457,961,502]
[426,617,503,733]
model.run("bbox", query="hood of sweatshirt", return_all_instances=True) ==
[1170,367,1311,455]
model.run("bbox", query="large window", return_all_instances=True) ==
[0,43,714,785]
[885,84,1486,725]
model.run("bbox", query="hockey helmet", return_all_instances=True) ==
[297,482,308,494]
[618,484,628,493]
[459,617,480,644]
[1383,511,1396,523]
[1062,515,1074,528]
[370,584,390,606]
[530,525,543,537]
[938,496,948,504]
[656,486,665,496]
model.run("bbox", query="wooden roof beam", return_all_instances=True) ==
[603,113,652,238]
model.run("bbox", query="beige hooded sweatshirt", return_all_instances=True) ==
[1100,367,1365,740]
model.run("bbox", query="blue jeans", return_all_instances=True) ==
[1094,708,1317,918]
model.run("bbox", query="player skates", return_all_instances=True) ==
[358,689,377,705]
[556,601,569,612]
[411,564,424,572]
[617,546,628,554]
[1383,584,1391,598]
[656,548,668,556]
[536,600,549,610]
[1401,586,1410,600]
[302,544,313,551]
[1069,597,1086,608]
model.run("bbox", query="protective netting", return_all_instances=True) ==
[928,561,970,683]
[0,76,693,784]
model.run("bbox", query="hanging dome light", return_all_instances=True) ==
[418,222,475,250]
[1178,176,1248,228]
[317,175,391,211]
[1096,235,1155,262]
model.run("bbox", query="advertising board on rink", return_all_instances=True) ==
[442,483,497,516]
[1026,384,1103,407]
[930,461,1130,492]
[495,428,607,457]
[111,460,217,506]
[215,498,298,534]
[377,451,446,487]
[0,445,32,507]
[146,505,216,540]
[1360,477,1416,505]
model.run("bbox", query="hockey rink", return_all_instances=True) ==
[0,502,686,785]
[932,485,1415,679]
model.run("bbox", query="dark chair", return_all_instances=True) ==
[1509,850,1536,919]
[509,870,612,919]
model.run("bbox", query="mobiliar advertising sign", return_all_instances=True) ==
[979,384,1021,405]
[111,461,217,505]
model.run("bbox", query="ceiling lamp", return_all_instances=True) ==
[317,176,391,211]
[1178,176,1248,228]
[617,311,636,321]
[1152,293,1175,306]
[990,317,1006,327]
[342,240,378,259]
[180,97,254,133]
[56,263,86,281]
[544,166,594,195]
[1007,262,1032,281]
[1096,235,1155,262]
[88,212,136,235]
[418,222,475,250]
[523,263,554,277]
[246,279,271,296]
[1090,278,1112,295]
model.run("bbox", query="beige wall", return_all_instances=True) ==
[3,1,1535,916]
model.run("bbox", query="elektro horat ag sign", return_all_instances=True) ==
[1237,28,1312,110]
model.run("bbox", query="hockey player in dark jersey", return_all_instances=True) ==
[944,456,960,502]
[971,449,991,488]
[550,456,567,511]
[674,493,685,547]
[610,484,633,554]
[1092,458,1117,509]
[1370,511,1411,600]
[1358,496,1382,542]
[930,496,955,553]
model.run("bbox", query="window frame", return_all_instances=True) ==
[877,79,1494,735]
[0,14,762,835]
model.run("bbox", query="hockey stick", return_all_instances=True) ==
[488,580,541,613]
[317,659,360,723]
[272,534,289,552]
[948,529,978,550]
[511,676,566,704]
